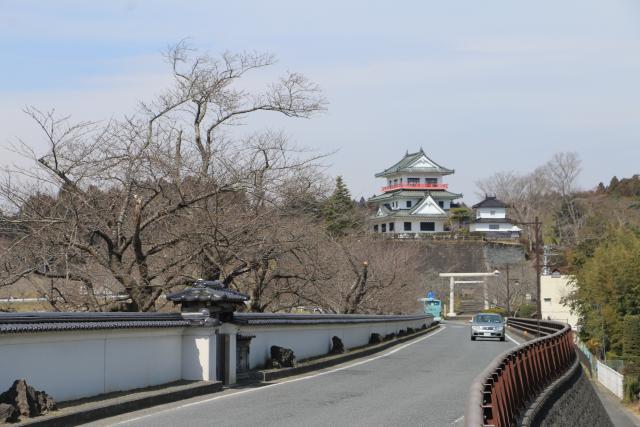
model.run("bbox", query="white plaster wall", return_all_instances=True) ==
[372,219,446,234]
[395,220,445,234]
[0,328,184,402]
[470,223,518,232]
[476,207,506,219]
[385,174,443,185]
[239,318,431,369]
[397,174,443,184]
[388,198,421,210]
[541,275,580,329]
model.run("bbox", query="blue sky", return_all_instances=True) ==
[1,0,640,202]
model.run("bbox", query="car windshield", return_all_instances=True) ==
[474,314,503,323]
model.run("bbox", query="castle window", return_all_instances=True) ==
[406,200,412,208]
[389,222,394,231]
[408,178,420,184]
[381,224,387,232]
[425,178,437,184]
[404,222,412,231]
[373,224,378,232]
[420,222,435,231]
[438,201,444,208]
[489,224,499,230]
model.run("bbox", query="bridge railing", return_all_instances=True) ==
[465,318,574,427]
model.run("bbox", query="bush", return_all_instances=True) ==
[516,304,536,318]
[623,315,640,402]
[624,315,640,370]
[624,375,640,402]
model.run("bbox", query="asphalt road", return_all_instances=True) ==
[88,323,515,427]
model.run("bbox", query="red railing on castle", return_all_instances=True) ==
[465,318,575,427]
[381,183,448,192]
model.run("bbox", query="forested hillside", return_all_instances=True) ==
[477,154,640,389]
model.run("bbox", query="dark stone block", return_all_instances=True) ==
[397,329,407,337]
[406,327,415,334]
[369,333,382,344]
[267,345,297,369]
[330,336,345,354]
[384,333,396,341]
[0,403,17,423]
[0,379,57,422]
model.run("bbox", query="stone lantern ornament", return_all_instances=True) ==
[166,279,249,325]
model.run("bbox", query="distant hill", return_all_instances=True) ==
[595,174,640,198]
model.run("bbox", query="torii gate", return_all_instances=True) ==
[439,271,499,317]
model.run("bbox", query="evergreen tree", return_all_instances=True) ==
[569,227,640,358]
[623,315,640,401]
[449,207,473,227]
[323,176,358,236]
[609,176,620,191]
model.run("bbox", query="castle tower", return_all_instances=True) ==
[368,149,462,235]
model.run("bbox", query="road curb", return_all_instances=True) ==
[247,323,441,382]
[17,381,223,427]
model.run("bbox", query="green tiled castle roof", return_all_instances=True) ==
[374,149,454,177]
[368,189,462,203]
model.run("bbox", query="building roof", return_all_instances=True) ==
[473,217,517,224]
[472,196,507,209]
[409,194,447,216]
[233,313,432,326]
[0,312,190,334]
[368,189,462,203]
[374,149,454,178]
[371,209,448,221]
[166,280,249,304]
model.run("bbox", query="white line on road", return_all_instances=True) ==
[505,333,521,345]
[452,415,464,424]
[107,326,447,426]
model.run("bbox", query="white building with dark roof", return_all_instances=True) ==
[368,149,462,234]
[469,196,521,238]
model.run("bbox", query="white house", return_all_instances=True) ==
[368,149,462,234]
[540,271,580,330]
[469,196,521,238]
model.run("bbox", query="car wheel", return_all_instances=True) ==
[471,336,476,341]
[500,336,505,342]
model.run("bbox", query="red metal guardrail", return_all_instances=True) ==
[465,318,575,427]
[381,182,449,192]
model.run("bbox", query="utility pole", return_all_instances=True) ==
[505,264,510,315]
[534,217,542,337]
[514,217,543,336]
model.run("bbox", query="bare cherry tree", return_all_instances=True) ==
[541,152,582,244]
[292,237,423,314]
[0,43,327,311]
